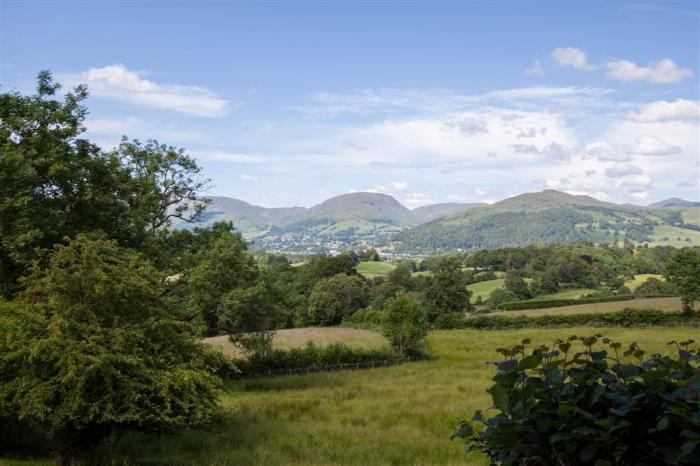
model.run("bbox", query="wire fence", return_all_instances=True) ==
[241,356,415,378]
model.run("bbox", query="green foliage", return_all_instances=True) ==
[455,336,700,465]
[488,288,518,308]
[381,293,428,354]
[665,247,700,312]
[0,236,221,460]
[234,342,401,377]
[185,225,259,334]
[305,274,369,325]
[458,309,699,330]
[634,277,677,297]
[424,256,471,322]
[504,272,532,299]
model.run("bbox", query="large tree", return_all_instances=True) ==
[0,236,221,463]
[423,256,472,322]
[665,247,700,313]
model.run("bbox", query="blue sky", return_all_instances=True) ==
[2,1,699,207]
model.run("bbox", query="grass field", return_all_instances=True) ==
[650,225,700,247]
[204,327,387,357]
[6,325,698,466]
[356,261,396,279]
[485,296,683,317]
[624,273,664,290]
[466,278,505,301]
[531,288,588,300]
[38,326,692,466]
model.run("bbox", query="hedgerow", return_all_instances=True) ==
[454,309,700,330]
[454,335,700,465]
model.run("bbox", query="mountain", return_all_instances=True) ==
[649,197,700,208]
[176,196,307,235]
[274,192,419,237]
[411,202,484,222]
[395,190,700,253]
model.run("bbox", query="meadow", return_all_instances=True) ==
[9,326,697,466]
[478,296,682,317]
[356,261,397,279]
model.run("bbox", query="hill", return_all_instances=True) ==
[411,202,484,222]
[649,197,700,208]
[395,190,700,253]
[280,192,418,237]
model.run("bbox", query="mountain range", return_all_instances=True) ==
[178,191,700,253]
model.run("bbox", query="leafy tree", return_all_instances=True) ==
[665,248,700,313]
[185,225,258,334]
[305,273,369,325]
[112,138,211,234]
[504,272,532,300]
[0,72,135,295]
[0,236,221,462]
[424,256,472,322]
[381,293,428,354]
[633,277,676,297]
[488,288,518,308]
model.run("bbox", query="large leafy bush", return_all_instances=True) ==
[455,335,700,465]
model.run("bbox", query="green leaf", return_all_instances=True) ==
[519,354,542,370]
[580,444,598,462]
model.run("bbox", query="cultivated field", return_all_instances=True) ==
[10,326,690,466]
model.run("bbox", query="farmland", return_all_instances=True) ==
[478,296,683,317]
[50,326,700,466]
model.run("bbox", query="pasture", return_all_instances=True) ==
[11,326,695,466]
[624,273,663,290]
[480,296,683,317]
[356,261,396,279]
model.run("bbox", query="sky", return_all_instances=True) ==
[1,1,699,208]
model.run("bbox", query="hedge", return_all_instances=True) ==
[496,293,676,311]
[455,309,700,330]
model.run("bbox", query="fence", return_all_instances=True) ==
[241,356,415,378]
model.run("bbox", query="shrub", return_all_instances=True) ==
[454,336,700,465]
[457,309,699,330]
[234,342,402,377]
[634,277,677,297]
[305,274,369,325]
[381,293,428,355]
[342,307,386,328]
[0,236,221,462]
[488,288,518,309]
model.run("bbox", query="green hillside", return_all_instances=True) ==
[396,190,699,253]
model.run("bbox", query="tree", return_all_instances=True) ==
[305,274,369,325]
[504,272,532,300]
[381,293,428,354]
[0,72,136,295]
[665,248,700,313]
[113,138,211,234]
[488,288,518,308]
[185,225,258,335]
[424,256,472,322]
[0,236,221,463]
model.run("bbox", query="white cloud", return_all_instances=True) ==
[72,64,227,116]
[633,136,681,156]
[605,58,692,84]
[445,117,489,137]
[198,151,269,163]
[627,99,700,123]
[447,194,470,201]
[605,163,643,177]
[240,174,257,181]
[524,60,545,77]
[551,47,596,70]
[474,187,489,196]
[583,141,630,162]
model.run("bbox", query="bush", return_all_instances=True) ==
[454,335,700,465]
[488,288,518,308]
[234,342,402,377]
[381,293,428,354]
[342,307,386,328]
[634,277,677,297]
[458,309,699,330]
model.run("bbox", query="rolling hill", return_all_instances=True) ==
[649,197,700,208]
[411,202,484,222]
[395,190,700,253]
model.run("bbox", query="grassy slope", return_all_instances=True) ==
[49,327,695,466]
[484,297,683,317]
[650,225,700,247]
[356,261,396,279]
[466,278,505,300]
